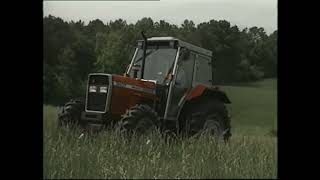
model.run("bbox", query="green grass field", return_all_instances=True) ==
[43,79,277,179]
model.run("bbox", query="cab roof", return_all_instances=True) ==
[140,36,212,57]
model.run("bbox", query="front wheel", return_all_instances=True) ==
[57,98,84,128]
[117,104,159,134]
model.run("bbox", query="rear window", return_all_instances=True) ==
[194,55,212,86]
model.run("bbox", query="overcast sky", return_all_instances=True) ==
[43,0,277,34]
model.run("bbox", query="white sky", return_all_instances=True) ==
[43,0,277,34]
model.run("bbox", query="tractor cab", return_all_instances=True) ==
[126,37,213,86]
[126,37,216,120]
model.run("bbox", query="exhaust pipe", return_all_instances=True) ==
[141,31,147,79]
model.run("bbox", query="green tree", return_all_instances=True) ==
[43,15,277,105]
[95,31,132,74]
[197,20,244,83]
[135,17,154,34]
[85,19,108,39]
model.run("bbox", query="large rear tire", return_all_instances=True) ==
[57,98,85,128]
[117,104,159,134]
[180,99,231,141]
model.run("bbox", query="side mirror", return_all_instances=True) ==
[132,64,141,78]
[183,51,190,60]
[180,49,190,61]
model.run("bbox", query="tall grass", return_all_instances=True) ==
[222,79,277,136]
[44,79,277,179]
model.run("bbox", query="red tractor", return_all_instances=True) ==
[58,33,232,140]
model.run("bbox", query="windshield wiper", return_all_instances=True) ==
[134,48,159,64]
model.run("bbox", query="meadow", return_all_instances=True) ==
[43,79,277,179]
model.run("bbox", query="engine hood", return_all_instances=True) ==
[112,74,156,95]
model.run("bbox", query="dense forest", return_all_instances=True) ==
[43,15,277,105]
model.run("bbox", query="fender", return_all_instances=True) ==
[175,84,231,128]
[185,84,231,103]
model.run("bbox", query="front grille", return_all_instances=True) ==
[86,74,110,112]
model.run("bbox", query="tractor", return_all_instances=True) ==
[58,33,232,140]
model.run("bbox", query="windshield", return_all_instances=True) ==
[129,47,177,84]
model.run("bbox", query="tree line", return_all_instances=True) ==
[44,15,277,105]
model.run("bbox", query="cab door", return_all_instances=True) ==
[165,49,196,119]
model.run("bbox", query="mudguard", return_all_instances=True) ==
[176,84,231,123]
[185,84,231,104]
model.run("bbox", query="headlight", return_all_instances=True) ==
[89,86,97,92]
[100,86,108,93]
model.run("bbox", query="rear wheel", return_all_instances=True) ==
[180,99,231,141]
[58,98,85,128]
[117,104,159,134]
